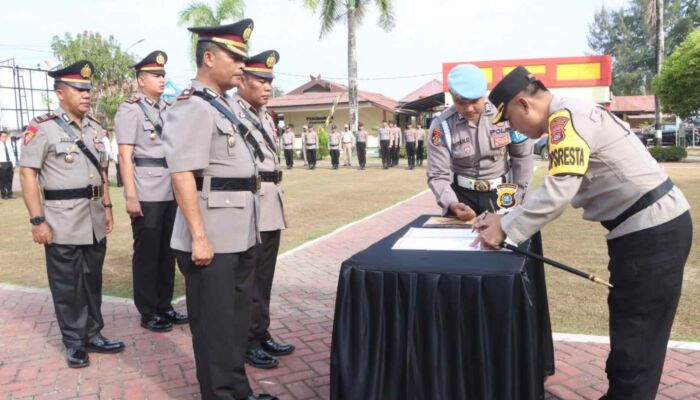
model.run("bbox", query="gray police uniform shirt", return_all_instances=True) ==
[236,96,287,232]
[114,92,173,202]
[416,128,425,142]
[329,132,341,149]
[281,131,294,150]
[379,127,391,141]
[405,128,416,143]
[427,103,534,214]
[19,108,108,245]
[305,131,318,149]
[390,127,402,146]
[502,95,690,243]
[163,80,260,254]
[357,129,368,143]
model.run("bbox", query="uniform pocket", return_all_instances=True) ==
[136,167,164,178]
[207,191,247,208]
[54,143,81,169]
[45,198,80,209]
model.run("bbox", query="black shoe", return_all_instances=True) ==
[261,338,295,356]
[246,348,279,369]
[239,394,279,400]
[141,315,173,332]
[86,334,125,354]
[161,310,189,325]
[66,347,89,368]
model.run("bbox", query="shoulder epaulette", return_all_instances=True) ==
[86,114,101,125]
[33,112,57,124]
[126,95,140,104]
[177,88,194,100]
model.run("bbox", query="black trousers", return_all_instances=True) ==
[380,140,390,167]
[391,145,399,166]
[450,182,499,215]
[0,162,13,197]
[283,149,293,168]
[306,149,317,168]
[357,142,367,167]
[177,248,256,400]
[416,140,424,165]
[248,230,282,348]
[330,149,340,167]
[406,142,416,167]
[115,162,123,186]
[604,211,692,400]
[45,239,106,348]
[131,201,177,318]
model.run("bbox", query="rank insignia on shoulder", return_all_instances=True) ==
[203,88,218,99]
[177,88,193,100]
[86,114,100,124]
[431,128,443,147]
[496,183,517,210]
[23,125,39,145]
[61,113,72,123]
[33,112,57,123]
[126,95,140,104]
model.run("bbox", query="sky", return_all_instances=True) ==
[0,0,630,100]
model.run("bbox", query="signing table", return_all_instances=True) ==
[330,215,555,400]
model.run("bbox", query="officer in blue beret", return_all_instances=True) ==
[427,64,533,220]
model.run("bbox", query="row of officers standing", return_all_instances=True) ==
[278,121,427,170]
[20,19,295,400]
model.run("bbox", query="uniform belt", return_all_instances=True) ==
[44,185,103,201]
[455,175,505,192]
[134,157,168,167]
[195,176,261,193]
[601,178,674,231]
[260,171,282,184]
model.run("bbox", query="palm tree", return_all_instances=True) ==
[178,0,246,64]
[646,0,664,145]
[304,0,395,134]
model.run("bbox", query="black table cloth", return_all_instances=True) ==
[330,215,555,400]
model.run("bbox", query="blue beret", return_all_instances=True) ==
[448,64,487,100]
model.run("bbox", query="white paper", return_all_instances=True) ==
[392,228,484,251]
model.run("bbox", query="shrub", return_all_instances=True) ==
[317,126,329,159]
[648,146,687,162]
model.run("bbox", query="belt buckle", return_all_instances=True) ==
[474,180,490,192]
[254,175,261,193]
[277,171,283,185]
[89,185,100,200]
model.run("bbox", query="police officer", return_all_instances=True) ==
[328,125,341,169]
[404,123,416,170]
[305,125,318,169]
[115,50,188,333]
[341,124,355,167]
[356,122,368,169]
[427,64,533,219]
[300,125,308,166]
[389,121,401,167]
[415,123,425,166]
[162,19,276,400]
[237,50,295,370]
[19,60,125,368]
[280,125,294,169]
[475,66,692,400]
[378,120,391,169]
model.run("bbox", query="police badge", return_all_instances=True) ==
[496,183,518,210]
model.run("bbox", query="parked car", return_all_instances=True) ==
[533,135,549,159]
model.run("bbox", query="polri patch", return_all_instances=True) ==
[431,128,443,147]
[23,125,38,145]
[547,109,590,176]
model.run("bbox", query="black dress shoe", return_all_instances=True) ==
[246,348,279,369]
[141,315,173,332]
[66,347,89,368]
[161,310,189,325]
[87,334,125,354]
[260,338,295,356]
[241,394,278,400]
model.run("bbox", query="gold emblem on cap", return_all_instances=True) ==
[243,25,253,42]
[156,53,165,65]
[80,64,92,79]
[265,54,276,68]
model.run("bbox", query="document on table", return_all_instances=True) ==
[392,227,484,251]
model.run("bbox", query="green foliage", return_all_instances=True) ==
[304,0,395,38]
[653,28,700,118]
[50,32,136,127]
[178,0,246,64]
[588,0,700,95]
[317,126,330,158]
[648,145,687,161]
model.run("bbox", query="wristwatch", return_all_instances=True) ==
[30,216,46,225]
[103,203,113,208]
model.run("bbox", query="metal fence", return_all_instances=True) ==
[0,60,57,134]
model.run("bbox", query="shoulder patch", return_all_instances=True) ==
[431,128,444,147]
[177,88,193,100]
[509,130,528,144]
[126,95,140,104]
[547,109,590,177]
[23,125,39,145]
[33,112,57,123]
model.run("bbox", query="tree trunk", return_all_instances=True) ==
[347,5,359,135]
[654,0,665,145]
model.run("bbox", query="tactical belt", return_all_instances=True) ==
[259,171,282,184]
[601,178,674,231]
[134,157,168,167]
[44,184,103,201]
[455,175,506,192]
[195,176,260,193]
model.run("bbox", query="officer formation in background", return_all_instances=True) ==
[14,14,691,400]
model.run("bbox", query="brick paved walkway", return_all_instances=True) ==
[1,191,698,399]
